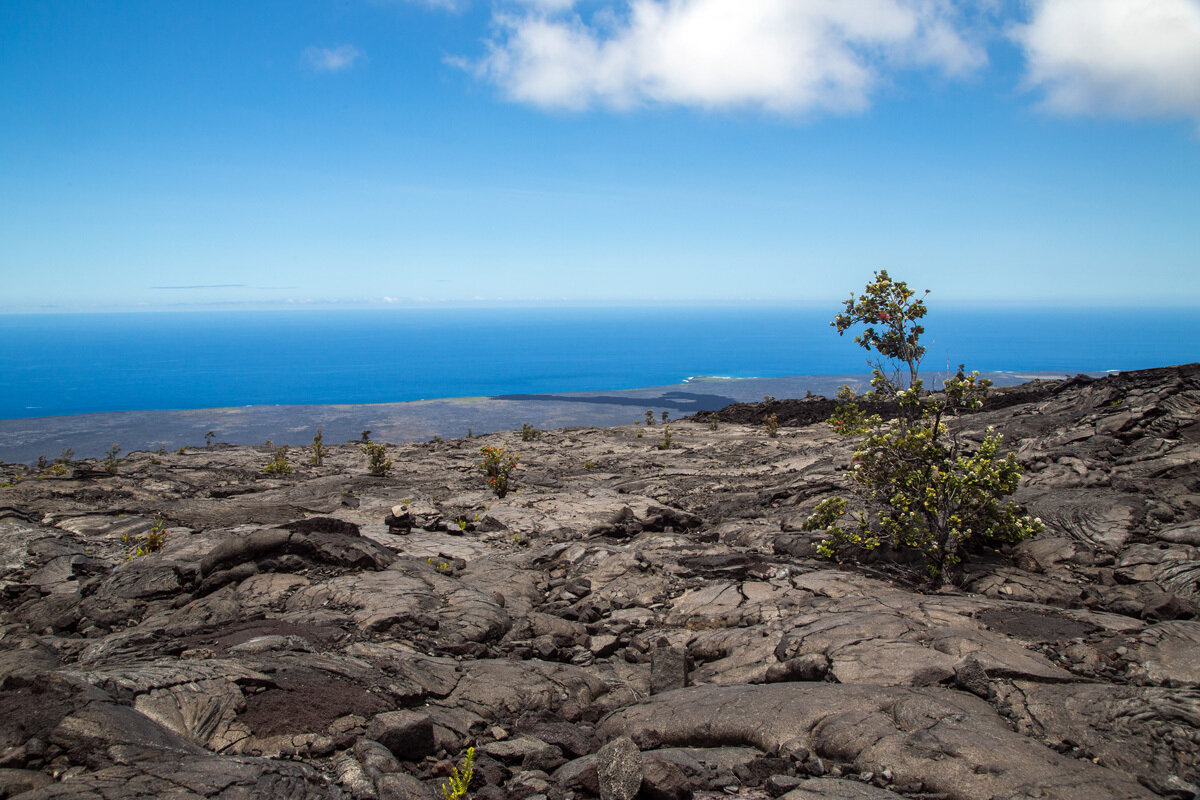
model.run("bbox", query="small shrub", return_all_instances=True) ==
[644,410,655,426]
[803,270,1042,585]
[466,428,473,439]
[708,412,720,431]
[310,428,327,466]
[441,747,475,800]
[56,448,74,465]
[480,445,518,498]
[360,430,372,444]
[361,441,392,476]
[657,423,673,450]
[763,394,776,403]
[584,460,596,470]
[123,517,169,559]
[521,423,540,441]
[765,413,779,438]
[36,455,48,470]
[264,446,293,475]
[37,464,68,478]
[661,410,669,423]
[205,430,215,447]
[104,444,121,474]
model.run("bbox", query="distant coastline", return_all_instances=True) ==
[0,370,1088,464]
[3,307,1199,422]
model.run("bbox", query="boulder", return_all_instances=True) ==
[596,736,643,800]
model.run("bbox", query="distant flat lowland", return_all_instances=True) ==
[0,370,1088,464]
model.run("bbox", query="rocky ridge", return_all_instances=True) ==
[0,363,1197,800]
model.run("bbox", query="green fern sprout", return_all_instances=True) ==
[441,747,475,800]
[122,517,169,559]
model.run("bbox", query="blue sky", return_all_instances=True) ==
[1,0,1198,312]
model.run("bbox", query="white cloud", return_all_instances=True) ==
[1013,0,1200,123]
[304,44,365,73]
[463,0,989,113]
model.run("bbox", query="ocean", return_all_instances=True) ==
[2,306,1198,420]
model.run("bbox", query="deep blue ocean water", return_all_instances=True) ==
[2,307,1197,420]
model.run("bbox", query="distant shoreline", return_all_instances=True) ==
[0,370,1086,464]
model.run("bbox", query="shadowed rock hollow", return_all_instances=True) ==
[1,364,1198,800]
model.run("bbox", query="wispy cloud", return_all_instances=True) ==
[304,44,365,73]
[151,284,247,290]
[1013,0,1200,125]
[457,0,990,114]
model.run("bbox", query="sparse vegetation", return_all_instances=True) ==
[480,445,518,498]
[360,430,372,444]
[765,413,779,437]
[644,410,655,426]
[708,412,720,431]
[205,430,215,447]
[264,446,293,475]
[521,422,540,441]
[104,444,121,474]
[657,423,673,450]
[122,517,169,559]
[661,410,669,423]
[440,747,475,800]
[309,428,327,466]
[803,270,1042,585]
[361,441,392,476]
